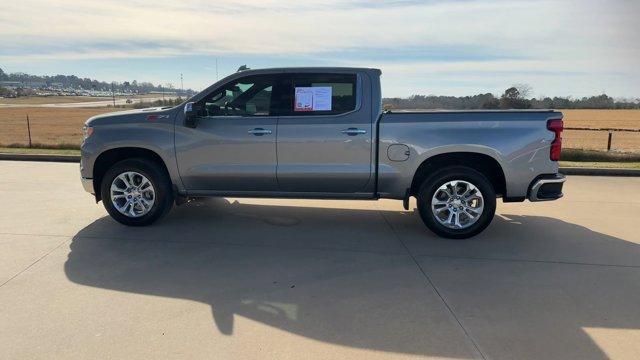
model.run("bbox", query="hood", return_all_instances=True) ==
[85,106,178,127]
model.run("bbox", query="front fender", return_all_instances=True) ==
[81,111,183,192]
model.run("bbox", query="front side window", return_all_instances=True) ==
[283,73,357,116]
[198,75,275,117]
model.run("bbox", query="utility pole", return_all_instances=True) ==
[111,82,116,106]
[26,114,32,148]
[180,73,184,94]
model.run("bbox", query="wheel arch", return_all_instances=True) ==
[92,147,171,202]
[409,152,507,198]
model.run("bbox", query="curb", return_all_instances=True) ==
[2,153,639,176]
[0,153,80,163]
[559,167,640,177]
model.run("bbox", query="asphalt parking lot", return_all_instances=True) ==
[1,161,639,359]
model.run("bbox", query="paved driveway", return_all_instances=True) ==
[1,161,639,359]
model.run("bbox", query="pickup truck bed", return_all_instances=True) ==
[378,110,561,200]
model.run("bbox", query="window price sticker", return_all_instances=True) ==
[294,87,332,111]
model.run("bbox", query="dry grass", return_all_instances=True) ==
[0,96,111,105]
[560,109,640,130]
[559,161,640,169]
[0,93,166,105]
[1,107,639,152]
[0,147,81,155]
[559,110,640,152]
[563,130,640,152]
[0,107,117,146]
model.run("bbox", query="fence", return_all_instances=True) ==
[563,127,640,153]
[0,109,111,149]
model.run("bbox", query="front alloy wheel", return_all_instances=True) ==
[110,171,156,218]
[100,158,173,226]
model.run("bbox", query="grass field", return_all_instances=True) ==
[0,107,117,146]
[559,161,640,169]
[0,107,639,152]
[0,93,169,105]
[0,96,112,105]
[0,147,81,155]
[560,109,640,152]
[560,109,640,129]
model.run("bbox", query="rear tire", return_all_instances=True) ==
[100,158,173,226]
[416,166,496,239]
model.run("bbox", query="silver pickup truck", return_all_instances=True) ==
[80,67,565,238]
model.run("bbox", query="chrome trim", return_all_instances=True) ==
[341,128,367,136]
[81,177,94,194]
[248,128,273,135]
[529,174,566,202]
[184,101,194,114]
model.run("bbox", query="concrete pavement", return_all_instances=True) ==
[1,161,639,359]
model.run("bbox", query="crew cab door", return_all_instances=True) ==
[175,73,283,191]
[276,72,374,193]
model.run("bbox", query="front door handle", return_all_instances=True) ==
[248,128,272,136]
[341,127,367,136]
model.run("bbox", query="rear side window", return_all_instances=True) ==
[282,74,357,116]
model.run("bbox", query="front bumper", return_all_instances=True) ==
[81,176,94,195]
[528,174,566,202]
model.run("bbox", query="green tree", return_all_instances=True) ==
[500,87,531,109]
[0,86,14,97]
[481,97,500,109]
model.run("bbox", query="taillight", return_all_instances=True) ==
[547,119,563,161]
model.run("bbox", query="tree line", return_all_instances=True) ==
[0,67,193,95]
[383,86,640,110]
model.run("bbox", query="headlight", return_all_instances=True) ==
[82,126,94,141]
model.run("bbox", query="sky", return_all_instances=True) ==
[1,0,639,98]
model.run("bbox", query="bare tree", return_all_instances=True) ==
[512,83,533,99]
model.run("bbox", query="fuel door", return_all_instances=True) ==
[387,144,410,162]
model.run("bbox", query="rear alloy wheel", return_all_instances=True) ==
[101,158,173,226]
[417,166,496,239]
[431,180,484,230]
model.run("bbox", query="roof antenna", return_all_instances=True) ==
[237,65,249,72]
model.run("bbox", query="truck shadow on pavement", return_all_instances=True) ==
[65,198,640,359]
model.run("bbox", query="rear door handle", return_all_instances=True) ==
[248,128,272,136]
[341,127,367,136]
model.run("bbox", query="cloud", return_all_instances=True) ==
[1,0,638,96]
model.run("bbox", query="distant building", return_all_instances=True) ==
[27,81,47,88]
[0,81,22,89]
[0,81,49,89]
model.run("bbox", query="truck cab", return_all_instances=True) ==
[175,68,378,196]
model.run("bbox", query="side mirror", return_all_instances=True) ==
[184,102,198,128]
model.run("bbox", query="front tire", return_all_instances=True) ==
[100,158,173,226]
[417,166,496,239]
